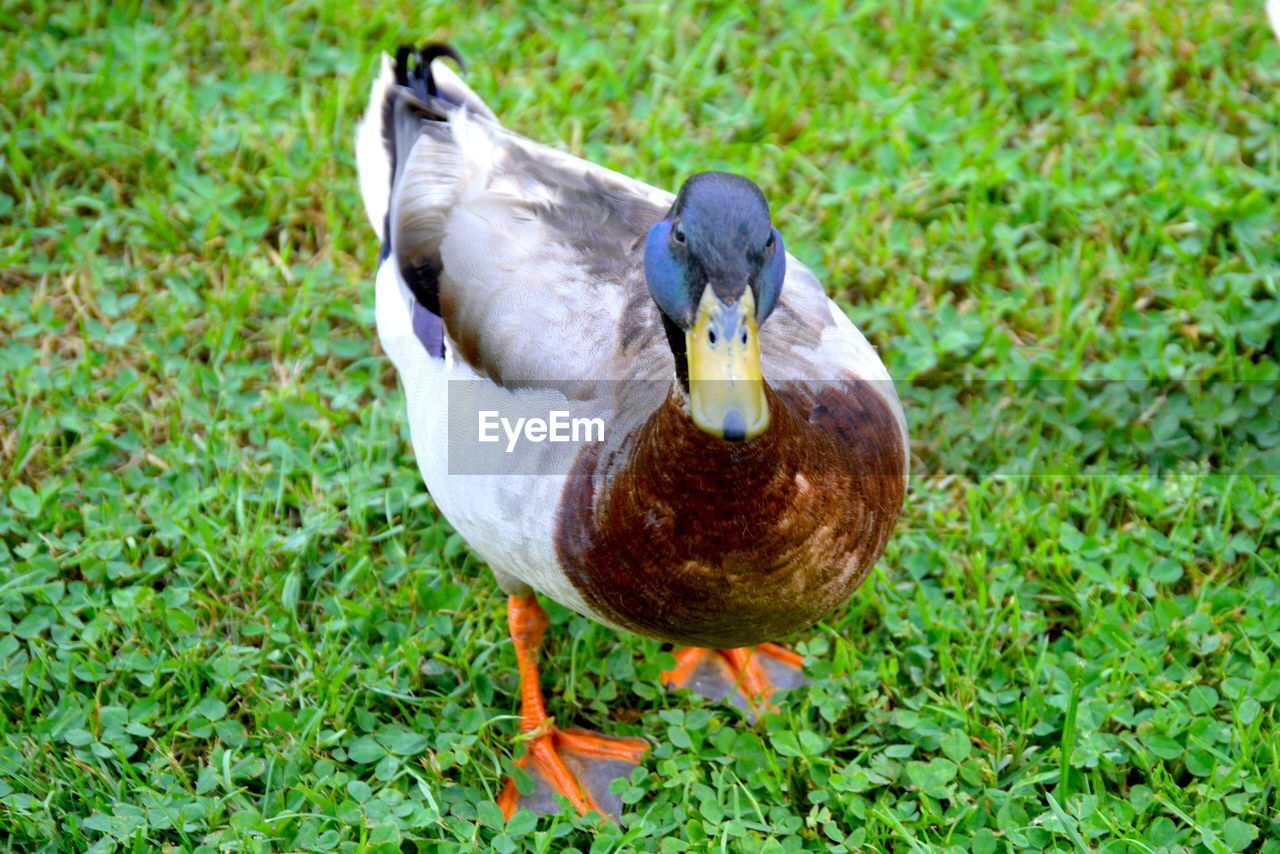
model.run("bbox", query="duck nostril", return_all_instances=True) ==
[708,328,717,345]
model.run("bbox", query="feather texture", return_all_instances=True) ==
[356,46,908,642]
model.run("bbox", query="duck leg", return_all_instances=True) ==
[661,644,806,723]
[496,594,649,821]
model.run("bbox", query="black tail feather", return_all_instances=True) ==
[394,44,466,103]
[381,43,466,209]
[381,44,464,362]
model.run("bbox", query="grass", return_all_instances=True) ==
[1,0,1278,850]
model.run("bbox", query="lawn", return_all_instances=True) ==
[2,1,1279,851]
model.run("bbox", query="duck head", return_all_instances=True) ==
[644,172,786,442]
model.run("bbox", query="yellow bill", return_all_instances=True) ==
[686,287,769,441]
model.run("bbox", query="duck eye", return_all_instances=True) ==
[672,222,686,245]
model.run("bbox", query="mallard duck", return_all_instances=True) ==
[356,44,907,820]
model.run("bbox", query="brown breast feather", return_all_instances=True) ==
[554,378,906,648]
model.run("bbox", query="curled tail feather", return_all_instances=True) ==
[354,43,496,241]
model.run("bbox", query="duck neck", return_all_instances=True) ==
[660,312,690,394]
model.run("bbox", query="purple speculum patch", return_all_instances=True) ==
[412,299,445,358]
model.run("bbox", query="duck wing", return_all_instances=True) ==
[362,49,676,399]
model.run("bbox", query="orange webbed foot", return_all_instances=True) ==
[497,723,648,821]
[496,594,649,822]
[661,643,806,722]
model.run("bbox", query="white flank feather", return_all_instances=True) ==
[355,53,394,240]
[429,60,498,122]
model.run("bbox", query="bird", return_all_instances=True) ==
[355,44,907,821]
